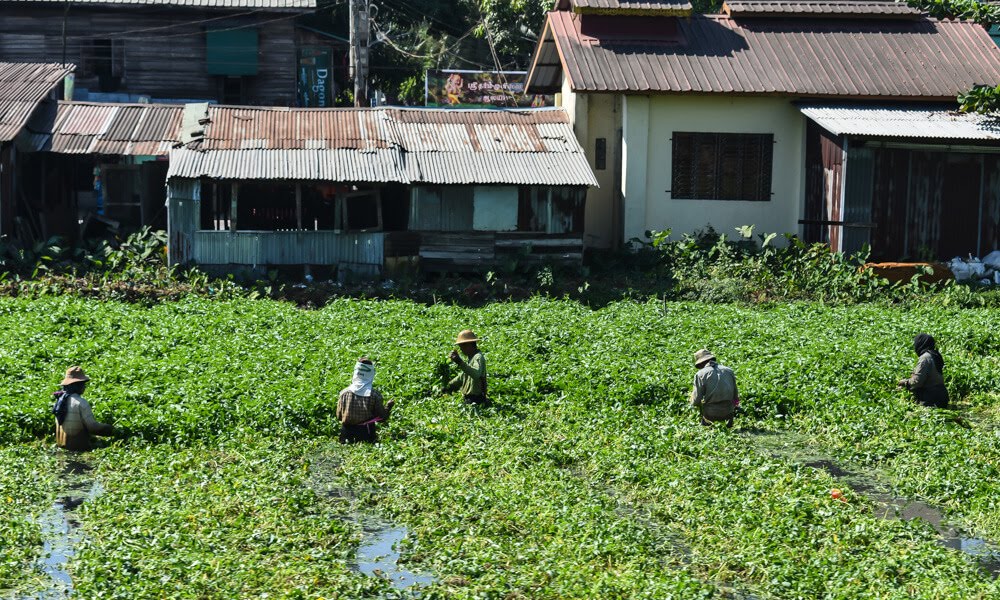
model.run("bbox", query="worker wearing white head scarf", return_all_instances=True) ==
[347,360,375,397]
[336,357,394,443]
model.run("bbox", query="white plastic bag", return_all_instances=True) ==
[983,250,1000,270]
[950,258,972,281]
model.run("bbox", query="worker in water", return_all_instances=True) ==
[336,357,394,444]
[53,366,116,451]
[898,333,949,408]
[689,349,739,427]
[446,330,488,405]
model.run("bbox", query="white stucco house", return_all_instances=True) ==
[527,0,1000,260]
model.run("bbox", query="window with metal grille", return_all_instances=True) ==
[671,132,773,201]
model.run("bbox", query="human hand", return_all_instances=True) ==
[896,379,907,389]
[430,384,443,396]
[448,350,461,363]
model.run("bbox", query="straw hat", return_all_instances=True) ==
[60,366,90,386]
[693,349,716,368]
[455,330,479,344]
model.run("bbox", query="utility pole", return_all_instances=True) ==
[349,0,370,107]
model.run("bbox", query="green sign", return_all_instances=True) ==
[297,47,333,107]
[425,70,552,108]
[206,29,259,76]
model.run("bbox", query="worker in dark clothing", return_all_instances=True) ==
[336,357,394,443]
[689,349,739,427]
[446,330,488,405]
[898,333,949,408]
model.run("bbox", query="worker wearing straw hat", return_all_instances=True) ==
[689,349,739,427]
[446,330,488,405]
[53,366,116,451]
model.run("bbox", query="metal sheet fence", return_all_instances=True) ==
[192,230,383,274]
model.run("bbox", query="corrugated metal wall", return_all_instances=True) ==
[167,178,199,264]
[191,231,383,274]
[842,146,874,255]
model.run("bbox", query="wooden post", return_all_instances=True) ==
[230,182,238,233]
[295,183,303,230]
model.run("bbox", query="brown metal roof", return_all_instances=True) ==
[0,62,72,142]
[558,0,693,14]
[0,0,314,8]
[528,12,1000,98]
[723,0,921,17]
[170,106,598,185]
[23,101,183,155]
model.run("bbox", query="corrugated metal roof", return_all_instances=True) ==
[528,12,1000,98]
[0,62,72,142]
[565,0,693,14]
[169,107,597,186]
[0,0,314,8]
[800,104,1000,140]
[723,0,921,16]
[24,101,183,155]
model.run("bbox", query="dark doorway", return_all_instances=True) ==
[940,157,981,259]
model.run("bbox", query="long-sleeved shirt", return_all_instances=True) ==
[56,394,114,451]
[447,352,486,397]
[336,389,392,425]
[689,362,738,419]
[901,352,949,407]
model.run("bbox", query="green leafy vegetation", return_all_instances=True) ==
[0,296,999,597]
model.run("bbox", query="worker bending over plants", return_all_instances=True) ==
[336,357,394,443]
[53,366,116,451]
[689,349,739,427]
[898,333,949,408]
[446,329,489,406]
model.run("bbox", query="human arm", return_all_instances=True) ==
[689,373,704,408]
[456,353,485,380]
[899,354,932,390]
[78,397,115,436]
[372,390,394,420]
[335,390,348,424]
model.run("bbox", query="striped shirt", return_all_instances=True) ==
[336,389,391,426]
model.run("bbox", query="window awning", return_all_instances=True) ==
[799,104,1000,141]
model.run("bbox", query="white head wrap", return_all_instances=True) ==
[347,361,375,397]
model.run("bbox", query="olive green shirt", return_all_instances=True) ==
[447,352,486,397]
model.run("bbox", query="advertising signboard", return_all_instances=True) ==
[425,70,552,108]
[298,47,334,108]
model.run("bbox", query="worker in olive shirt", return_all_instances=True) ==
[336,357,394,443]
[446,330,488,405]
[689,349,739,427]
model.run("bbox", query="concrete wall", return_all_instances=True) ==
[621,94,806,244]
[559,78,623,248]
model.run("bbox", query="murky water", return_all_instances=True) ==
[352,523,436,590]
[307,453,437,591]
[25,457,103,599]
[750,430,1000,578]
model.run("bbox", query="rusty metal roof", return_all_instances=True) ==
[0,0,314,7]
[800,104,1000,140]
[168,106,597,186]
[528,12,1000,98]
[23,101,183,155]
[557,0,693,14]
[723,0,921,17]
[0,62,72,142]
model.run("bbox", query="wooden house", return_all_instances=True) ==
[165,105,597,276]
[0,0,314,106]
[0,61,72,239]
